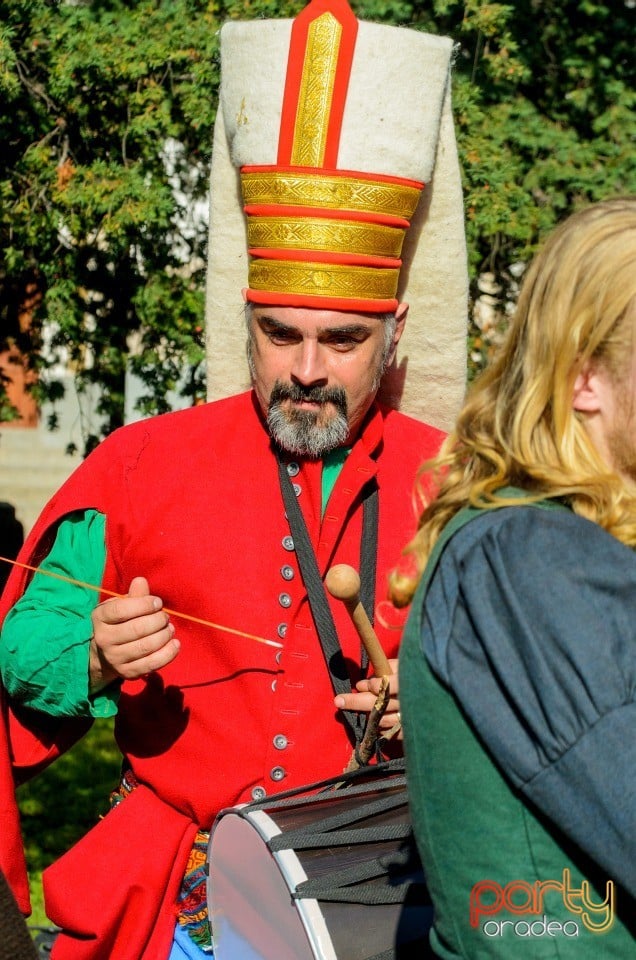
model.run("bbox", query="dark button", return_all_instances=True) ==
[287,462,300,477]
[251,786,266,801]
[271,679,277,691]
[279,593,292,608]
[281,565,294,581]
[273,734,288,750]
[270,766,286,782]
[277,623,288,639]
[282,536,295,551]
[293,483,302,497]
[275,650,283,664]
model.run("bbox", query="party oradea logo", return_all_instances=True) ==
[470,869,614,940]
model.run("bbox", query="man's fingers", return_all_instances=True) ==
[97,609,171,648]
[96,593,162,626]
[90,577,179,685]
[102,620,178,668]
[378,709,401,730]
[334,692,399,714]
[116,634,181,679]
[128,576,150,598]
[355,664,398,697]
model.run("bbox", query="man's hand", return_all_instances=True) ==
[89,577,180,693]
[334,658,402,739]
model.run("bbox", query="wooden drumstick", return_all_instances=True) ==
[325,564,392,677]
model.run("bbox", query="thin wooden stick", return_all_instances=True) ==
[0,555,282,649]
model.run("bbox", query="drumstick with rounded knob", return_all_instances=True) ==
[325,563,392,677]
[326,563,396,774]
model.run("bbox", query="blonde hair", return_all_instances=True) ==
[391,197,636,607]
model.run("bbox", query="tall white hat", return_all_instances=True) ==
[205,0,468,428]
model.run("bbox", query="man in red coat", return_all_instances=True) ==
[0,1,468,957]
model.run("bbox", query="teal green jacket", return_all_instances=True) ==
[401,500,636,958]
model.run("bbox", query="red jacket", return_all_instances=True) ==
[0,391,443,959]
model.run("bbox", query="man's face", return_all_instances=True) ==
[247,304,406,457]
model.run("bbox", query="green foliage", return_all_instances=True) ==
[1,0,635,440]
[1,0,216,449]
[414,0,636,374]
[17,719,122,927]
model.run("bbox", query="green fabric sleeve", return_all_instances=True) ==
[0,509,119,718]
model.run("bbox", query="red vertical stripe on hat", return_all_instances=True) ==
[278,0,358,168]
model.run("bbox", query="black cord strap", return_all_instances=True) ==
[276,451,379,745]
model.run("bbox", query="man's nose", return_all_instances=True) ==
[290,340,328,387]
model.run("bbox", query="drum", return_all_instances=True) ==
[207,762,433,960]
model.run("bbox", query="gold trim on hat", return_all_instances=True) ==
[249,259,400,299]
[292,11,341,167]
[242,171,421,220]
[247,216,406,258]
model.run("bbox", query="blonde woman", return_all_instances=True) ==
[396,198,636,958]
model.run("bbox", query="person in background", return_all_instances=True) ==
[0,502,24,594]
[0,869,38,960]
[0,1,468,957]
[395,197,636,958]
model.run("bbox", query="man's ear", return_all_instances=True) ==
[241,287,248,303]
[395,301,409,334]
[384,302,408,366]
[572,361,602,413]
[392,301,408,346]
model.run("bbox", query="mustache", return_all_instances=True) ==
[269,381,347,412]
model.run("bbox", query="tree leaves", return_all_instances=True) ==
[1,0,216,449]
[1,0,634,442]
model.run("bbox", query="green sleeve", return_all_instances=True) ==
[0,509,119,718]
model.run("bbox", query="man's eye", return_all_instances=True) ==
[266,329,295,344]
[329,335,358,349]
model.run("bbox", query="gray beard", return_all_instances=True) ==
[267,382,349,457]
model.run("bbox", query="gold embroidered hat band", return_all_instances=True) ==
[242,167,422,308]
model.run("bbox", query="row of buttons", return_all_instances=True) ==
[251,463,301,802]
[278,552,294,630]
[277,466,298,652]
[250,761,287,801]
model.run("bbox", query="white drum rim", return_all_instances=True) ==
[246,808,339,960]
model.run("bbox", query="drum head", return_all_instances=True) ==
[209,809,336,960]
